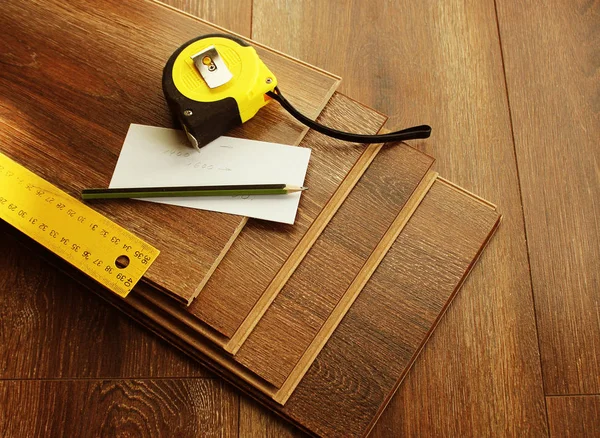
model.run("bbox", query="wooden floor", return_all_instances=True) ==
[1,0,598,436]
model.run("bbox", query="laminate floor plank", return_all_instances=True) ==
[547,395,600,438]
[253,0,549,435]
[279,180,500,437]
[161,0,252,36]
[234,143,434,387]
[496,0,600,394]
[0,0,339,305]
[0,379,238,438]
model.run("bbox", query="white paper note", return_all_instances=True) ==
[109,124,311,224]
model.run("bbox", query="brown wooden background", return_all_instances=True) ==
[1,0,598,436]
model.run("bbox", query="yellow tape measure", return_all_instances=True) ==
[0,152,159,297]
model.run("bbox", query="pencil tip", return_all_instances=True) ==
[300,186,308,191]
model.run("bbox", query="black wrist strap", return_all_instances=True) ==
[266,86,431,144]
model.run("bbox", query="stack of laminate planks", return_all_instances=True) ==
[0,0,502,436]
[114,96,500,437]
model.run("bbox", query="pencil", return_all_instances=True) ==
[81,184,307,200]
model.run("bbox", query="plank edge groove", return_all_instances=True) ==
[190,217,249,304]
[225,141,387,354]
[273,170,439,405]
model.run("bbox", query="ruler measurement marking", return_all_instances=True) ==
[0,153,159,297]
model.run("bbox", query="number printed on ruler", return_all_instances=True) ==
[0,152,160,297]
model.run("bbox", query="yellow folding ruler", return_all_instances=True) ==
[0,152,159,297]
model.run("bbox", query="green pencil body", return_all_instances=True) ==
[81,184,306,200]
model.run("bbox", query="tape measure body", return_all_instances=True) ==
[163,34,277,150]
[0,152,159,297]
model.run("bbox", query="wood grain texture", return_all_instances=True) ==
[547,395,600,438]
[496,0,600,394]
[140,92,387,340]
[253,0,549,435]
[0,0,339,305]
[0,226,209,379]
[96,281,307,437]
[234,144,435,388]
[160,0,252,36]
[0,379,238,437]
[240,397,305,438]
